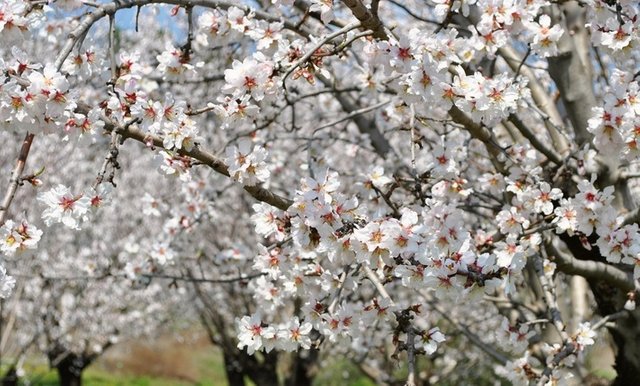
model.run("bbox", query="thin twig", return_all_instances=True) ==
[313,100,390,133]
[282,22,361,86]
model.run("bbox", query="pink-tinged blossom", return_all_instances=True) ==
[150,242,174,265]
[381,208,421,256]
[496,317,535,354]
[162,116,198,151]
[196,9,230,46]
[252,245,287,279]
[226,6,253,33]
[117,51,144,81]
[478,172,506,195]
[85,184,112,211]
[599,19,634,51]
[388,35,415,72]
[250,276,285,314]
[27,64,69,99]
[527,15,564,57]
[394,263,426,289]
[0,219,42,255]
[353,221,390,255]
[8,47,41,75]
[496,206,529,235]
[213,95,260,129]
[141,193,163,217]
[223,55,273,101]
[532,182,563,215]
[251,203,288,241]
[298,168,340,204]
[494,235,524,268]
[63,47,101,79]
[156,43,196,79]
[496,353,539,385]
[156,151,192,182]
[361,297,395,324]
[451,68,521,125]
[224,138,271,185]
[247,20,283,51]
[553,199,577,235]
[0,0,34,42]
[38,185,90,230]
[357,165,393,200]
[62,108,105,143]
[276,317,312,351]
[236,313,274,355]
[320,304,355,343]
[131,98,163,134]
[416,327,446,355]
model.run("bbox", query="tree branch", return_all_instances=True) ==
[56,0,313,70]
[76,104,294,211]
[0,133,35,226]
[546,4,596,147]
[340,0,388,40]
[448,105,508,174]
[507,114,563,165]
[545,237,636,293]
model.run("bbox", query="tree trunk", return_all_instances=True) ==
[285,348,319,386]
[245,351,279,386]
[223,353,246,386]
[562,234,640,384]
[56,364,82,386]
[589,280,640,386]
[51,352,85,386]
[1,366,18,386]
[609,308,640,386]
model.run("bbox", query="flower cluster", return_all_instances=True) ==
[37,184,111,230]
[237,314,313,354]
[587,0,639,60]
[0,0,39,43]
[0,219,42,256]
[156,43,197,80]
[1,63,76,134]
[128,93,199,150]
[472,0,563,58]
[363,30,527,125]
[224,138,271,185]
[588,70,640,164]
[223,54,275,102]
[496,317,535,354]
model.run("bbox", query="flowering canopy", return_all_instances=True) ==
[0,0,640,385]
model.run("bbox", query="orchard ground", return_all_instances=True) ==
[6,330,380,386]
[6,328,616,385]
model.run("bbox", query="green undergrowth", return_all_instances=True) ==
[6,348,375,386]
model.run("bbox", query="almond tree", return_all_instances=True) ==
[0,1,639,385]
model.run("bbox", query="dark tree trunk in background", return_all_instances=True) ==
[245,351,279,386]
[562,233,640,384]
[56,362,82,386]
[1,366,18,386]
[48,349,88,386]
[589,280,640,386]
[609,309,640,386]
[285,348,319,386]
[546,0,640,380]
[223,353,246,386]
